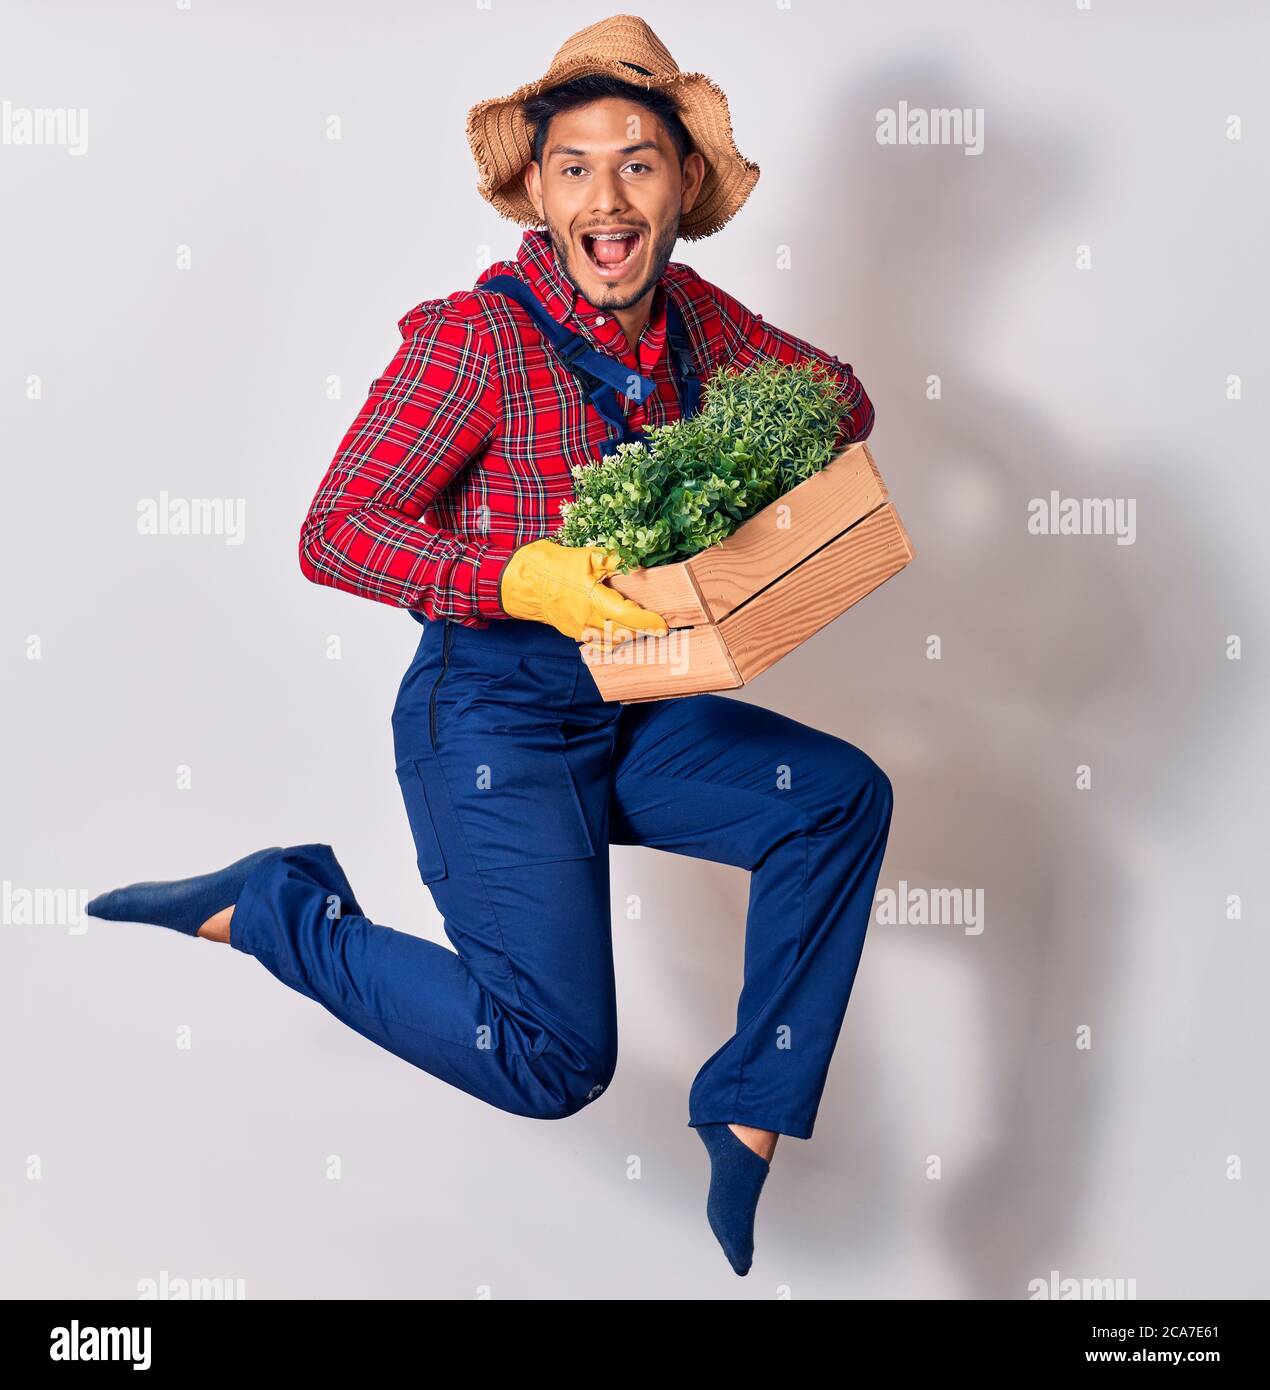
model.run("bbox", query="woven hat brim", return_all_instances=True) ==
[466,60,759,241]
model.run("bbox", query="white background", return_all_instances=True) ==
[2,0,1267,1298]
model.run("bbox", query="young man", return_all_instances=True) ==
[87,15,893,1278]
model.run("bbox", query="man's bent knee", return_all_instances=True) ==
[526,1046,617,1121]
[820,741,894,830]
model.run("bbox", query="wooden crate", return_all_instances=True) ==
[580,441,914,703]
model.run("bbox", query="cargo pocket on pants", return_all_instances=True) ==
[395,760,449,884]
[441,735,597,871]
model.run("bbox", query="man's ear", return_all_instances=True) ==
[679,151,707,217]
[523,161,544,219]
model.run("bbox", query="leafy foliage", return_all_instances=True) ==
[554,358,849,572]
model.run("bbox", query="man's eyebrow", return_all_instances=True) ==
[546,141,661,159]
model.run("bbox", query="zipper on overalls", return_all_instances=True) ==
[429,619,454,749]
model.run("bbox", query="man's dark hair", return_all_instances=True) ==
[524,73,696,173]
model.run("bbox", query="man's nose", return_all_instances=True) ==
[591,167,628,213]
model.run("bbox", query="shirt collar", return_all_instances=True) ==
[480,228,668,371]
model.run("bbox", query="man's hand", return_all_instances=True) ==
[498,538,668,645]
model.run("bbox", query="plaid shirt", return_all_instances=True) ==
[299,228,876,628]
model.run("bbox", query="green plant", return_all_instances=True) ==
[554,358,849,571]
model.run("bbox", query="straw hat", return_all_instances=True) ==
[465,13,760,241]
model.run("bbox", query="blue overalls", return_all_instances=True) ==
[479,271,704,455]
[228,278,894,1140]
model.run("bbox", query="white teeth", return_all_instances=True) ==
[584,231,638,268]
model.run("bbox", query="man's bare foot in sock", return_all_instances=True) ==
[197,905,234,943]
[86,847,280,938]
[729,1124,778,1162]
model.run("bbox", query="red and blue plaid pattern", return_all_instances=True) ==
[299,229,875,627]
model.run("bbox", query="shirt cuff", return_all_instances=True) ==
[475,542,520,618]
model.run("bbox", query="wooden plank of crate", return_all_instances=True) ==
[603,554,709,629]
[720,503,915,683]
[859,440,886,494]
[889,502,915,564]
[604,440,888,627]
[581,622,742,704]
[686,441,889,621]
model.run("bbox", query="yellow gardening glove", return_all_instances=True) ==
[498,538,668,647]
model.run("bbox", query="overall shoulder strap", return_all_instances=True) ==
[480,275,594,375]
[480,273,655,449]
[663,289,703,420]
[481,274,656,404]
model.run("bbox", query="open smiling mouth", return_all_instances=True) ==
[581,230,643,274]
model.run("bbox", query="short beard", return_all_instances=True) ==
[548,215,680,311]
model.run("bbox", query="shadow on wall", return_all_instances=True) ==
[606,61,1252,1294]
